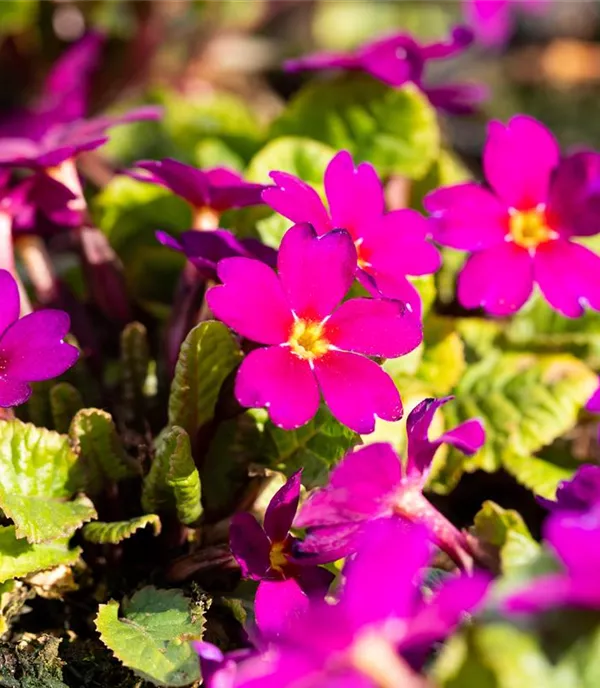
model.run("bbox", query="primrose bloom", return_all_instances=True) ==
[284,26,486,115]
[465,0,549,47]
[207,223,422,433]
[263,150,441,314]
[294,397,484,566]
[0,270,79,407]
[127,159,269,229]
[233,519,490,687]
[229,471,333,599]
[504,506,600,613]
[425,116,600,317]
[537,464,600,516]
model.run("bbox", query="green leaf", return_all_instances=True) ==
[120,322,151,417]
[263,407,360,487]
[142,427,202,525]
[0,420,96,543]
[430,353,597,496]
[95,587,204,687]
[70,409,140,495]
[0,526,81,584]
[82,515,161,544]
[168,321,242,439]
[271,76,439,178]
[49,383,84,435]
[418,317,466,396]
[410,148,472,211]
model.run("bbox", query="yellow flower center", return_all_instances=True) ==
[509,207,556,249]
[192,206,220,230]
[355,238,372,270]
[269,540,289,573]
[288,319,330,361]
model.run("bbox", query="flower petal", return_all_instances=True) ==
[0,310,79,381]
[314,350,402,433]
[263,470,302,542]
[465,0,512,47]
[458,242,534,315]
[229,512,271,579]
[255,579,310,638]
[235,347,320,430]
[277,224,357,321]
[262,172,331,234]
[0,378,31,408]
[208,258,293,345]
[324,151,384,241]
[129,158,209,207]
[424,82,488,116]
[0,270,20,335]
[484,116,559,210]
[534,239,600,318]
[424,183,508,251]
[358,34,423,86]
[326,298,422,359]
[502,574,574,614]
[295,523,363,564]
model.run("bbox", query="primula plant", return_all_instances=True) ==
[1,2,600,687]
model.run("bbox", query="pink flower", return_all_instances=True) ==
[263,150,441,315]
[465,0,550,48]
[425,115,600,317]
[207,223,422,433]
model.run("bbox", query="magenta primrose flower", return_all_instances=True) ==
[425,115,600,317]
[229,471,333,597]
[207,222,422,433]
[263,150,441,315]
[537,464,600,516]
[294,397,485,567]
[232,518,490,688]
[0,270,79,407]
[127,159,269,229]
[284,26,487,115]
[465,0,549,48]
[504,506,600,614]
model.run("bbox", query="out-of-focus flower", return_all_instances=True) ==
[157,230,276,281]
[425,115,600,317]
[233,518,490,687]
[263,150,441,315]
[207,223,422,433]
[294,397,485,566]
[127,159,269,229]
[0,270,79,407]
[464,0,550,48]
[193,643,253,688]
[537,464,600,516]
[504,506,600,613]
[284,26,486,115]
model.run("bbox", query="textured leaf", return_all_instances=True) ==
[271,76,439,178]
[120,322,151,416]
[411,148,472,211]
[417,317,466,395]
[0,526,81,584]
[95,587,204,687]
[168,321,242,439]
[49,383,84,435]
[142,427,202,525]
[430,353,597,495]
[0,421,96,543]
[82,515,161,544]
[70,409,140,495]
[263,407,360,487]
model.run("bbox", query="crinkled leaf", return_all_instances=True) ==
[95,586,204,687]
[271,76,439,178]
[263,407,360,488]
[168,321,242,439]
[49,383,84,435]
[120,322,151,418]
[70,409,140,495]
[0,420,96,543]
[0,526,81,584]
[82,515,161,544]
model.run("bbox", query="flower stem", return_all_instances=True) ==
[0,212,33,315]
[15,235,59,308]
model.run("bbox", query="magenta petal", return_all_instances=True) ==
[465,0,512,47]
[358,34,423,86]
[458,242,534,315]
[296,523,364,564]
[421,26,474,60]
[284,51,359,73]
[235,347,320,430]
[263,172,331,234]
[0,378,31,408]
[0,270,20,334]
[359,271,424,319]
[534,240,600,317]
[208,258,293,345]
[314,351,402,434]
[0,310,79,381]
[324,151,384,241]
[229,512,271,579]
[277,224,357,321]
[255,579,310,638]
[503,574,574,614]
[326,298,422,359]
[425,183,509,251]
[484,116,559,210]
[263,470,302,543]
[424,82,488,116]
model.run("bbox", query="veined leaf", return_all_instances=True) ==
[82,515,161,544]
[120,322,151,417]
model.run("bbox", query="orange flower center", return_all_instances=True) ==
[269,540,289,573]
[192,206,220,230]
[355,238,372,270]
[288,319,330,361]
[508,206,556,249]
